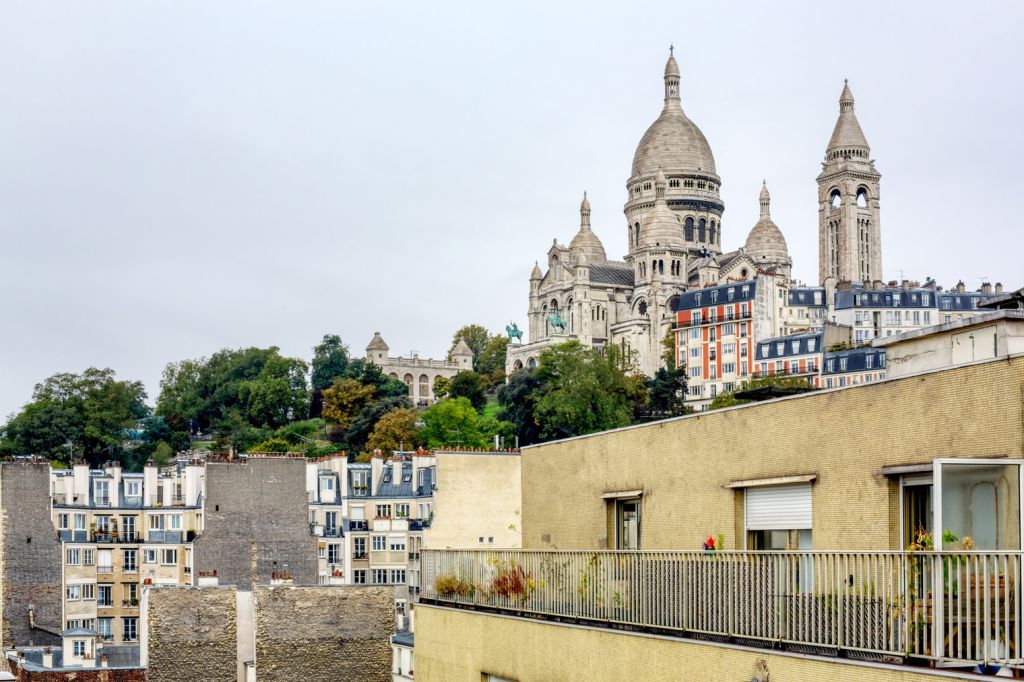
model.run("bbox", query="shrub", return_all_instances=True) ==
[434,574,475,598]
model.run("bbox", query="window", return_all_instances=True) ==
[791,341,799,354]
[353,569,367,584]
[866,355,874,369]
[122,516,136,540]
[352,470,369,495]
[760,344,769,357]
[327,544,341,564]
[67,548,81,565]
[95,480,110,506]
[125,481,141,497]
[149,515,164,530]
[98,584,112,607]
[169,514,182,531]
[73,640,87,657]
[839,358,848,371]
[721,323,734,337]
[395,503,409,518]
[745,484,813,551]
[826,359,835,373]
[58,513,69,529]
[740,344,748,358]
[722,362,736,374]
[808,338,816,352]
[389,536,406,552]
[123,617,138,642]
[688,328,700,340]
[722,343,735,355]
[689,346,700,359]
[98,618,113,641]
[161,548,177,565]
[372,535,386,552]
[66,584,81,600]
[372,569,389,584]
[81,583,95,600]
[97,549,112,573]
[689,366,700,378]
[124,582,138,603]
[391,569,406,584]
[74,513,86,531]
[376,504,391,519]
[353,537,366,557]
[83,548,94,566]
[776,342,784,355]
[615,499,641,550]
[143,549,157,564]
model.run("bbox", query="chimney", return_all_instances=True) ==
[101,653,109,668]
[873,280,884,291]
[996,282,1004,294]
[370,452,384,493]
[392,458,403,487]
[981,282,993,295]
[901,280,910,291]
[956,280,966,294]
[42,647,53,668]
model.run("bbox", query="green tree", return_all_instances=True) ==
[151,441,174,467]
[420,397,513,450]
[343,395,412,454]
[321,379,377,429]
[366,408,423,453]
[447,371,486,411]
[432,376,450,400]
[496,368,542,446]
[310,335,352,417]
[476,335,510,386]
[248,437,293,453]
[447,324,491,366]
[645,367,690,418]
[532,342,644,441]
[707,375,814,411]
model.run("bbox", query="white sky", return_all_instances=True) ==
[2,1,1022,418]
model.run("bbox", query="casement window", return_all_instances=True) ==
[353,537,366,556]
[73,640,87,657]
[149,515,164,530]
[97,549,112,572]
[66,585,81,600]
[58,513,69,529]
[98,618,113,641]
[808,338,817,352]
[327,544,341,564]
[143,549,157,564]
[169,515,182,531]
[122,516,137,539]
[353,570,366,584]
[124,582,138,602]
[376,505,391,518]
[83,549,94,566]
[372,569,389,584]
[74,514,86,530]
[616,498,641,550]
[125,481,141,497]
[81,583,95,600]
[161,548,178,565]
[67,548,81,565]
[123,617,138,642]
[94,480,110,506]
[389,536,406,552]
[390,569,406,584]
[97,585,112,607]
[372,536,386,552]
[395,503,409,518]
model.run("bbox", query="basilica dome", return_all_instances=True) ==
[744,182,791,265]
[640,169,686,249]
[630,52,717,179]
[569,192,607,262]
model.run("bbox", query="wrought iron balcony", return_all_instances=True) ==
[422,548,1024,671]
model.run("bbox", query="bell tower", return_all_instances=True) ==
[817,80,882,285]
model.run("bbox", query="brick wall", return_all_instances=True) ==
[145,586,237,682]
[253,585,392,682]
[1,462,63,648]
[520,356,1024,551]
[7,659,146,682]
[193,459,318,589]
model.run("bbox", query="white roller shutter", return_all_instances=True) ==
[745,483,812,530]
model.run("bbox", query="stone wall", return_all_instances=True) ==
[145,586,237,682]
[193,458,318,589]
[1,462,62,648]
[254,585,392,682]
[6,660,146,682]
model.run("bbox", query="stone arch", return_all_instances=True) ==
[389,372,399,379]
[856,186,869,208]
[512,359,523,371]
[830,188,842,210]
[418,374,429,398]
[403,374,413,394]
[698,218,707,242]
[527,357,537,369]
[685,217,694,241]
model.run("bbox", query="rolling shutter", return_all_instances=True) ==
[745,483,812,530]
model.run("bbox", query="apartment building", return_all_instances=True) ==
[819,346,886,388]
[780,285,827,334]
[415,353,1024,680]
[49,460,203,645]
[753,331,823,381]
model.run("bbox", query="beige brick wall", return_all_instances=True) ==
[415,605,971,682]
[521,357,1024,551]
[428,452,522,550]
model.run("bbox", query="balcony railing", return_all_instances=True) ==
[422,549,1024,670]
[349,520,369,532]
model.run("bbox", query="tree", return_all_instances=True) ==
[366,408,423,453]
[343,395,412,454]
[646,367,690,418]
[476,335,510,386]
[310,335,352,417]
[532,342,645,441]
[708,375,814,411]
[496,368,542,446]
[152,441,174,467]
[248,437,293,453]
[447,371,486,411]
[1,367,149,467]
[447,325,491,366]
[419,398,512,450]
[432,376,450,400]
[321,379,376,429]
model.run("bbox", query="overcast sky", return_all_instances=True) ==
[1,1,1022,418]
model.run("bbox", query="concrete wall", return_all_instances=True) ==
[427,452,522,549]
[520,356,1024,552]
[253,586,392,682]
[0,463,63,648]
[415,605,969,682]
[193,459,318,589]
[145,586,237,682]
[881,316,1024,379]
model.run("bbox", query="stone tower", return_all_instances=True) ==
[817,80,882,285]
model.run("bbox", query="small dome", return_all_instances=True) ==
[530,261,543,280]
[826,80,870,152]
[568,191,607,262]
[366,332,389,352]
[744,183,791,265]
[640,174,685,249]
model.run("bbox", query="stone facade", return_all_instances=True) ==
[193,458,318,590]
[426,451,522,550]
[1,462,63,648]
[254,585,393,682]
[365,332,473,406]
[144,586,237,682]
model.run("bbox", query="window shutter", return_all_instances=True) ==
[745,483,812,530]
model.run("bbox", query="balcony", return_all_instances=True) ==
[422,548,1024,671]
[409,519,431,531]
[90,532,141,544]
[353,552,368,560]
[349,520,369,532]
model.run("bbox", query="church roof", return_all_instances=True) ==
[366,332,389,352]
[826,80,870,151]
[569,192,607,262]
[631,51,716,179]
[744,182,791,266]
[589,261,635,287]
[452,339,473,357]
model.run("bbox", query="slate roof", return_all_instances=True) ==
[755,332,824,361]
[588,261,634,287]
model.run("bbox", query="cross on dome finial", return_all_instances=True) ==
[670,44,674,56]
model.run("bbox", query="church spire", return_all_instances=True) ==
[839,78,855,113]
[759,180,770,218]
[664,46,680,107]
[580,191,591,228]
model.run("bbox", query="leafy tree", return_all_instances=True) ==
[274,418,327,447]
[662,326,679,371]
[152,441,174,467]
[357,362,410,399]
[645,366,690,418]
[496,369,542,446]
[447,324,491,365]
[420,397,513,450]
[1,368,148,467]
[248,437,293,453]
[708,375,814,411]
[321,379,377,429]
[343,395,412,454]
[366,408,423,453]
[432,376,450,400]
[447,371,486,411]
[476,335,510,386]
[310,335,352,417]
[532,342,645,441]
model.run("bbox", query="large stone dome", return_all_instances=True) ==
[630,52,716,179]
[639,169,686,249]
[744,183,791,265]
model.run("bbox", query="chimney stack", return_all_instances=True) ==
[42,647,53,668]
[981,282,993,295]
[956,280,966,294]
[996,282,1004,294]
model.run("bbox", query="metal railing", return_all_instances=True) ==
[421,549,1024,670]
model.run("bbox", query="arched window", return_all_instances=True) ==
[418,374,429,397]
[513,359,523,371]
[830,190,842,210]
[634,222,640,244]
[856,188,868,208]
[698,218,707,243]
[709,220,716,244]
[638,300,648,316]
[527,357,537,369]
[685,217,694,241]
[403,374,413,394]
[658,260,664,275]
[740,268,749,278]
